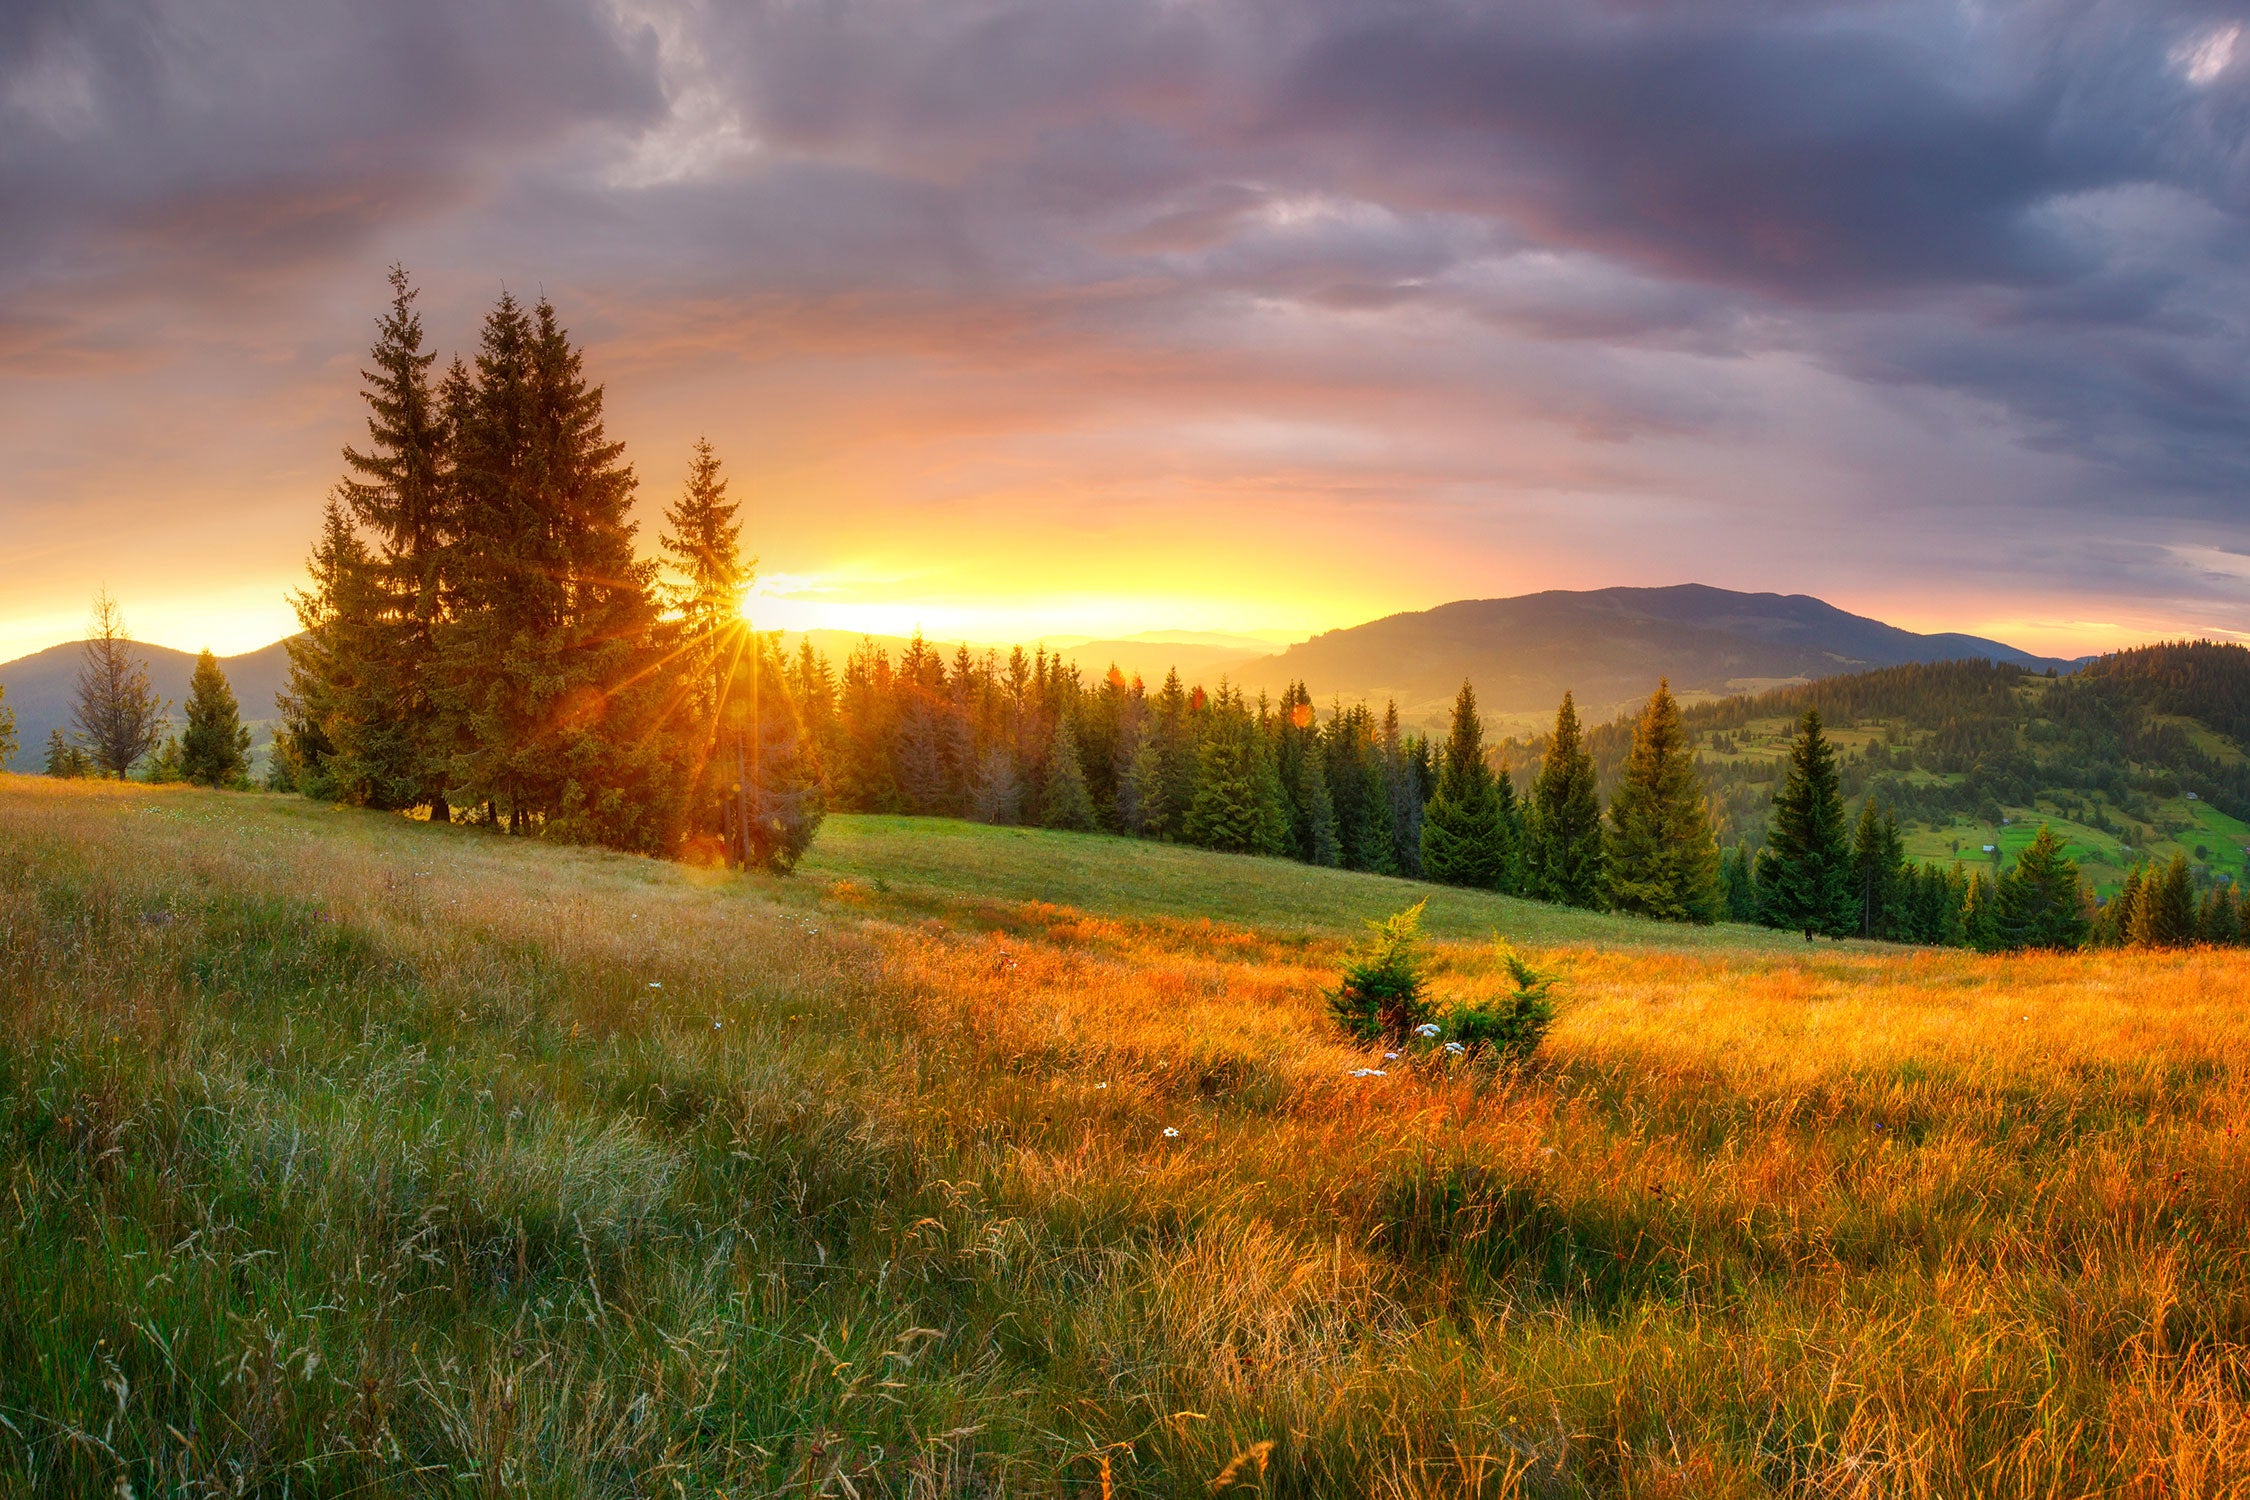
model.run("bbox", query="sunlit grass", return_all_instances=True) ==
[3,777,2247,1495]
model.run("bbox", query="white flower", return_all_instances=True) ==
[1350,1068,1388,1078]
[1383,1052,1399,1061]
[1095,1082,1109,1089]
[1444,1042,1466,1055]
[1163,1126,1179,1138]
[648,982,662,990]
[711,1020,723,1030]
[1414,1023,1440,1038]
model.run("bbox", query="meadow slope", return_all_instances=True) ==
[2,781,2247,1496]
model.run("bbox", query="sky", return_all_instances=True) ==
[5,0,2250,665]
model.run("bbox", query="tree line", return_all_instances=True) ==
[23,268,2236,953]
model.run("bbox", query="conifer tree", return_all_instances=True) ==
[1124,669,1198,840]
[834,640,901,811]
[1962,868,2003,951]
[788,641,839,785]
[2094,864,2146,947]
[142,734,186,784]
[1325,703,1396,874]
[1185,687,1288,855]
[2129,853,2197,948]
[1493,765,1526,893]
[339,265,453,817]
[1383,702,1425,877]
[2198,882,2242,946]
[661,437,749,755]
[1760,708,1855,938]
[1420,681,1511,889]
[715,635,823,870]
[1849,800,1910,939]
[438,294,673,847]
[1040,714,1099,832]
[43,729,91,779]
[969,744,1024,824]
[0,684,14,768]
[1274,684,1340,865]
[1719,844,1758,922]
[1525,691,1603,906]
[1603,680,1722,923]
[73,589,167,778]
[1995,825,2088,951]
[180,650,252,788]
[278,497,377,801]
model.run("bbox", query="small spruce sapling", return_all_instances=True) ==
[1442,943,1555,1064]
[1327,900,1432,1047]
[1328,904,1559,1065]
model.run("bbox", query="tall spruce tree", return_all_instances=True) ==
[1603,680,1722,923]
[1995,825,2088,951]
[438,294,675,848]
[1419,681,1511,889]
[0,684,14,767]
[1760,708,1855,938]
[339,265,453,816]
[277,498,377,801]
[73,590,167,778]
[661,437,749,733]
[1525,691,1603,906]
[179,650,252,788]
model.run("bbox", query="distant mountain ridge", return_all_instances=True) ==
[0,639,293,772]
[1234,584,2073,729]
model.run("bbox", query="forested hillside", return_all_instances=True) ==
[1497,643,2250,894]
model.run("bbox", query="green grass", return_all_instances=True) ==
[7,778,2250,1496]
[797,814,1810,952]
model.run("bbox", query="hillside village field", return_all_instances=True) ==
[3,776,2248,1495]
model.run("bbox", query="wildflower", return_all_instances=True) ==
[1443,1042,1465,1055]
[648,982,662,990]
[1383,1052,1399,1061]
[1414,1023,1440,1038]
[1095,1082,1109,1089]
[1349,1068,1388,1078]
[712,1020,723,1030]
[1163,1126,1179,1138]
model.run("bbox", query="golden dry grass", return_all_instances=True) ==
[3,777,2248,1496]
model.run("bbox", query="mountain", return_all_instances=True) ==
[1235,584,2072,731]
[0,638,294,772]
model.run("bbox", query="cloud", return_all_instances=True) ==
[6,0,2250,655]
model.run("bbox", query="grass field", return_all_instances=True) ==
[5,778,2250,1496]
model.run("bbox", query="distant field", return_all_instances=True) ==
[4,778,2249,1495]
[796,813,1820,953]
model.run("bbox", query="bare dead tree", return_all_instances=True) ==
[73,589,167,777]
